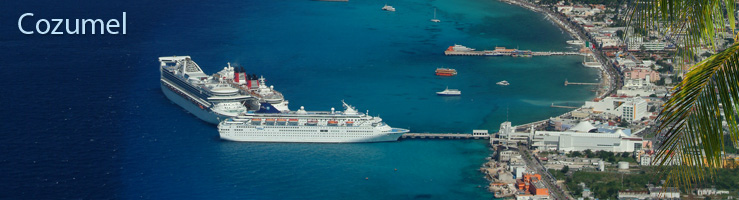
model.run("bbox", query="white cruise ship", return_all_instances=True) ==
[159,56,289,124]
[218,101,410,143]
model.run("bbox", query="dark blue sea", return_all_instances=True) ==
[0,0,598,199]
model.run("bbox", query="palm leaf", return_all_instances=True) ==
[628,0,739,189]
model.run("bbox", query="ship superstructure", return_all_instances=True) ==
[159,56,288,124]
[218,101,410,143]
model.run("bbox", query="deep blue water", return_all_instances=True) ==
[0,0,598,199]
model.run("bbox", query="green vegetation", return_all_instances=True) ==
[549,169,567,180]
[565,150,637,164]
[711,168,739,192]
[725,135,739,154]
[631,0,739,189]
[565,168,658,199]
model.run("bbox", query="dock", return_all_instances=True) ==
[401,133,490,140]
[444,51,583,56]
[551,103,578,109]
[564,79,599,86]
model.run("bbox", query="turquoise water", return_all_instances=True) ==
[122,0,597,199]
[0,0,599,198]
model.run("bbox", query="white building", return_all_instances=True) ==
[695,188,730,196]
[648,187,681,199]
[627,36,667,51]
[530,121,644,152]
[497,121,533,146]
[639,154,653,166]
[583,97,648,122]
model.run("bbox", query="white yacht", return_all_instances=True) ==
[382,4,396,11]
[431,9,440,22]
[496,80,510,86]
[436,87,461,96]
[567,40,584,45]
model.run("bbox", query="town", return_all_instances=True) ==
[479,0,739,199]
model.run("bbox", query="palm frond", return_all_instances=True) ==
[654,42,739,188]
[627,0,739,189]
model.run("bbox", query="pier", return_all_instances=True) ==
[550,103,578,109]
[445,51,583,56]
[401,133,489,140]
[564,79,599,86]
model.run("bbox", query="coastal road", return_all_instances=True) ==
[518,148,573,200]
[503,0,623,97]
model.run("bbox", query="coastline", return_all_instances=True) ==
[499,0,615,100]
[480,0,620,198]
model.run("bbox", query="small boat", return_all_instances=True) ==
[430,9,440,22]
[436,87,461,96]
[496,80,509,86]
[435,68,457,76]
[382,4,396,11]
[567,40,584,45]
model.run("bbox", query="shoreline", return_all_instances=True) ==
[479,0,621,198]
[499,0,615,100]
[493,0,617,128]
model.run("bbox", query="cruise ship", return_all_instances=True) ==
[218,101,410,143]
[159,56,289,124]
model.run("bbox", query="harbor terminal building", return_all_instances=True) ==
[497,121,644,153]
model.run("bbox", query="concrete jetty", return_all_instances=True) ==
[401,131,489,140]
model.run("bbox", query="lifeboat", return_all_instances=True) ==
[265,118,276,125]
[251,118,262,125]
[288,119,299,125]
[277,118,287,125]
[346,121,354,126]
[307,120,318,126]
[328,120,339,126]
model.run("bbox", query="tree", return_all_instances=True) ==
[584,149,594,158]
[561,165,570,174]
[631,0,739,189]
[619,120,629,128]
[571,151,583,157]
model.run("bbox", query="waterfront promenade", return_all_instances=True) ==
[499,0,621,99]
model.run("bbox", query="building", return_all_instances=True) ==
[627,36,667,51]
[618,190,650,200]
[531,121,644,152]
[648,186,680,199]
[624,68,660,83]
[639,154,653,166]
[499,121,644,153]
[497,121,533,146]
[618,186,681,199]
[695,188,730,196]
[515,173,550,199]
[584,97,649,122]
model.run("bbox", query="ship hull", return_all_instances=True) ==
[161,83,221,125]
[435,73,456,76]
[218,126,406,143]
